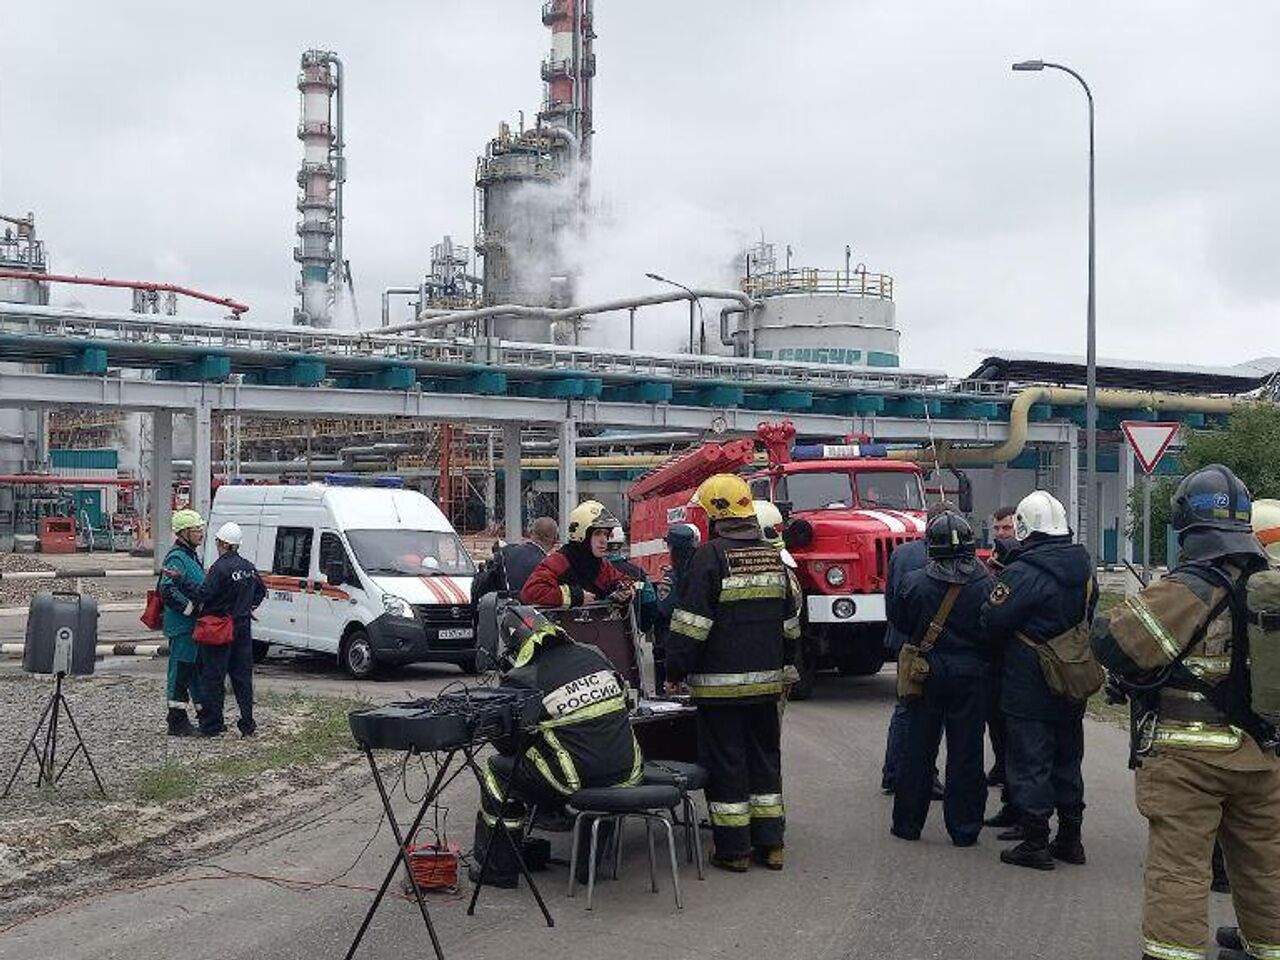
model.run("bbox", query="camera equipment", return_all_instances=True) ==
[3,592,105,798]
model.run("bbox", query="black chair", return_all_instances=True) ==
[642,760,708,880]
[566,783,683,911]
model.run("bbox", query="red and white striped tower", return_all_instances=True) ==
[538,0,595,166]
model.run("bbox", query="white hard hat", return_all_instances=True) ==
[1014,491,1071,540]
[1252,498,1280,563]
[215,521,244,546]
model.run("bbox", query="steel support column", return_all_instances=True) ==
[1060,425,1082,549]
[1120,443,1136,565]
[192,402,213,523]
[151,410,174,572]
[557,418,577,535]
[503,421,522,538]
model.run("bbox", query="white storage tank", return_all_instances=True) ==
[733,264,900,368]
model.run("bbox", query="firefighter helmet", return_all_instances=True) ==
[566,500,620,543]
[754,500,785,548]
[1251,498,1280,563]
[926,511,976,560]
[695,474,755,521]
[497,603,559,668]
[1014,490,1071,540]
[1171,465,1253,534]
[171,509,205,535]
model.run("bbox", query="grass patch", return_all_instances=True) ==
[1097,590,1126,615]
[135,760,199,803]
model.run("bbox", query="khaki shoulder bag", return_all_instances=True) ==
[1018,579,1104,703]
[896,584,963,702]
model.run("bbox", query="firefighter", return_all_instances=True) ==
[1091,465,1280,960]
[755,500,804,706]
[981,491,1097,869]
[158,509,206,736]
[474,604,643,887]
[607,526,659,632]
[521,500,634,608]
[890,511,994,846]
[666,474,802,872]
[653,523,700,694]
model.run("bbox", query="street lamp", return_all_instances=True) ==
[645,272,706,354]
[1013,58,1098,558]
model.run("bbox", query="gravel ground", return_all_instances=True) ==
[0,553,147,607]
[0,671,371,923]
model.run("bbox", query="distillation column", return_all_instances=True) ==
[294,50,344,327]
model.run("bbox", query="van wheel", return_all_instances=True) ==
[252,640,271,664]
[342,629,378,680]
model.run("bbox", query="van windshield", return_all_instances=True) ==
[346,529,476,577]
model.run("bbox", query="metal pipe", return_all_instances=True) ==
[720,305,745,348]
[886,387,1241,465]
[396,288,756,340]
[0,474,141,486]
[0,269,248,315]
[381,287,419,327]
[330,53,345,306]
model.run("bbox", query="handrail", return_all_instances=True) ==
[742,268,894,300]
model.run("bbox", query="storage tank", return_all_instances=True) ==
[732,245,900,367]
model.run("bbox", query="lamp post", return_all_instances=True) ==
[645,272,706,354]
[1013,58,1097,557]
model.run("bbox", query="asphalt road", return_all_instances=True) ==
[0,645,1242,960]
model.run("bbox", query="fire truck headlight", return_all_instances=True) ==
[833,598,856,619]
[825,565,847,588]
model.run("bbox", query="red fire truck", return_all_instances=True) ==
[628,421,929,699]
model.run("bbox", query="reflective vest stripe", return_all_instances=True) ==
[1242,937,1280,960]
[618,732,644,787]
[720,572,788,602]
[690,681,784,699]
[482,763,507,802]
[1182,654,1232,677]
[1126,594,1184,663]
[783,615,802,640]
[709,800,750,828]
[1152,720,1243,751]
[559,584,573,607]
[1143,940,1206,960]
[689,670,783,687]
[542,729,581,791]
[480,811,525,830]
[540,694,628,729]
[749,793,784,819]
[525,745,574,795]
[671,608,713,641]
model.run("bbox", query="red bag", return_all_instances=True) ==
[141,589,164,631]
[194,614,234,646]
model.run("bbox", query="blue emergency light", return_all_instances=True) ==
[791,443,889,461]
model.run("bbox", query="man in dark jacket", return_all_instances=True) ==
[882,500,953,792]
[471,517,559,602]
[982,490,1097,870]
[171,521,267,737]
[652,523,699,694]
[890,512,994,846]
[984,505,1018,791]
[667,474,802,872]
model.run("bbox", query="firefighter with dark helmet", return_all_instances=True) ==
[521,500,634,609]
[981,490,1097,871]
[889,510,994,846]
[666,473,802,872]
[1091,465,1280,960]
[473,603,644,887]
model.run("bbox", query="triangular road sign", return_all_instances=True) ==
[1121,421,1181,475]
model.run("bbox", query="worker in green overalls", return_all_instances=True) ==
[159,509,207,736]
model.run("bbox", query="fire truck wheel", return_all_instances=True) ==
[836,640,886,677]
[790,641,817,701]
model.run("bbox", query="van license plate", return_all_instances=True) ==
[438,628,473,640]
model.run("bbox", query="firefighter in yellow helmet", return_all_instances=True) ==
[667,475,802,872]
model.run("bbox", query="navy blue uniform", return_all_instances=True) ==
[183,551,266,736]
[890,562,994,845]
[882,539,928,789]
[981,536,1096,823]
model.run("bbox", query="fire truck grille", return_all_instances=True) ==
[874,536,914,584]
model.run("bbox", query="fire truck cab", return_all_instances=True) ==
[627,422,928,699]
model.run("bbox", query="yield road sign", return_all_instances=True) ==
[1121,421,1181,475]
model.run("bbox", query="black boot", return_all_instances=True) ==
[167,707,196,737]
[1049,816,1086,865]
[1217,927,1242,950]
[983,804,1018,828]
[999,816,1054,871]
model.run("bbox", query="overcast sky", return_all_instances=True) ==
[1,1,1277,375]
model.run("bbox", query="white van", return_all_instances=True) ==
[204,483,478,678]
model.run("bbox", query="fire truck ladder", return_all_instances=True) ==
[627,437,756,503]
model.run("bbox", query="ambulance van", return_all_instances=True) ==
[204,483,478,678]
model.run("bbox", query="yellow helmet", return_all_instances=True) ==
[754,500,785,548]
[566,500,620,543]
[695,474,755,522]
[171,509,205,535]
[1252,498,1280,563]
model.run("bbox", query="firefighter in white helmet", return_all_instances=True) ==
[521,500,633,608]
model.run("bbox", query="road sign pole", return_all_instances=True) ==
[1143,476,1151,581]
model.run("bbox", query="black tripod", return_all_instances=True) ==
[2,672,105,798]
